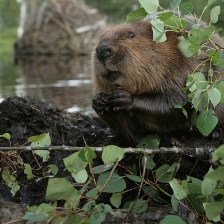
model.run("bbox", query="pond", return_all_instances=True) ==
[0,52,93,113]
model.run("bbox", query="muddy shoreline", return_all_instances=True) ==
[0,96,220,223]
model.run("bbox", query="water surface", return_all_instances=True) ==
[0,53,93,113]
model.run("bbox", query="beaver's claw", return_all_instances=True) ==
[107,89,133,111]
[92,92,109,115]
[92,90,133,114]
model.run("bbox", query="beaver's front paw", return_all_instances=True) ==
[107,89,133,111]
[92,92,110,115]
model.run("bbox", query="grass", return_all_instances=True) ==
[0,27,17,56]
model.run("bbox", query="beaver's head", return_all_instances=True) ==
[92,21,186,94]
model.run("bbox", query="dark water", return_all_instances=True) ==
[0,53,93,113]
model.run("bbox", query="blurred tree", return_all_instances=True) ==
[84,0,139,22]
[84,0,224,29]
[0,0,20,30]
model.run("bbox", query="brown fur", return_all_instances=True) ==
[91,20,224,146]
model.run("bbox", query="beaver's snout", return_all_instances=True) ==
[96,43,114,62]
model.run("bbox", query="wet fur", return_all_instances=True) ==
[91,20,224,146]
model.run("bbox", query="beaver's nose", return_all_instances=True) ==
[96,44,114,62]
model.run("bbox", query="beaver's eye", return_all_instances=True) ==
[128,32,135,39]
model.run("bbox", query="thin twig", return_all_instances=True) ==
[129,154,147,214]
[98,159,120,195]
[0,146,216,160]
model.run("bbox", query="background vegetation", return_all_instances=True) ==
[84,0,224,29]
[0,0,19,54]
[0,0,224,55]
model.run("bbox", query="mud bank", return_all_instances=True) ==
[0,96,220,223]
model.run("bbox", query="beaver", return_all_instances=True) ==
[91,17,224,146]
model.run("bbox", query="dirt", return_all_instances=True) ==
[0,96,112,147]
[0,96,221,223]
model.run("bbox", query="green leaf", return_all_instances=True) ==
[110,193,122,208]
[175,104,188,118]
[72,169,88,184]
[86,188,98,199]
[80,179,92,195]
[192,91,209,112]
[217,81,224,103]
[55,215,88,224]
[210,6,221,23]
[169,179,189,200]
[88,203,112,224]
[203,201,224,222]
[28,133,51,147]
[128,199,148,214]
[170,0,181,11]
[206,26,216,38]
[1,168,20,196]
[186,176,202,193]
[23,212,48,222]
[187,72,207,90]
[160,215,187,224]
[125,174,142,183]
[142,155,155,170]
[209,49,222,64]
[188,193,207,214]
[137,134,160,149]
[214,50,224,66]
[83,201,95,212]
[208,68,214,79]
[138,0,159,14]
[0,133,11,140]
[171,195,179,212]
[126,7,147,23]
[46,164,58,176]
[24,163,34,180]
[205,166,224,180]
[102,145,125,164]
[213,145,224,164]
[188,44,200,53]
[156,163,179,183]
[188,27,212,45]
[196,109,218,136]
[180,2,193,16]
[24,203,55,222]
[153,195,169,204]
[97,172,126,193]
[178,38,194,58]
[46,178,80,207]
[63,152,88,174]
[34,150,50,162]
[201,167,217,195]
[142,185,157,197]
[92,164,113,174]
[151,18,167,42]
[79,144,96,163]
[164,15,186,30]
[123,201,132,209]
[208,88,221,108]
[157,12,173,21]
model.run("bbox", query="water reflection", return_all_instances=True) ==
[0,55,94,112]
[0,54,18,100]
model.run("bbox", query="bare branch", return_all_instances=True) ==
[0,146,216,161]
